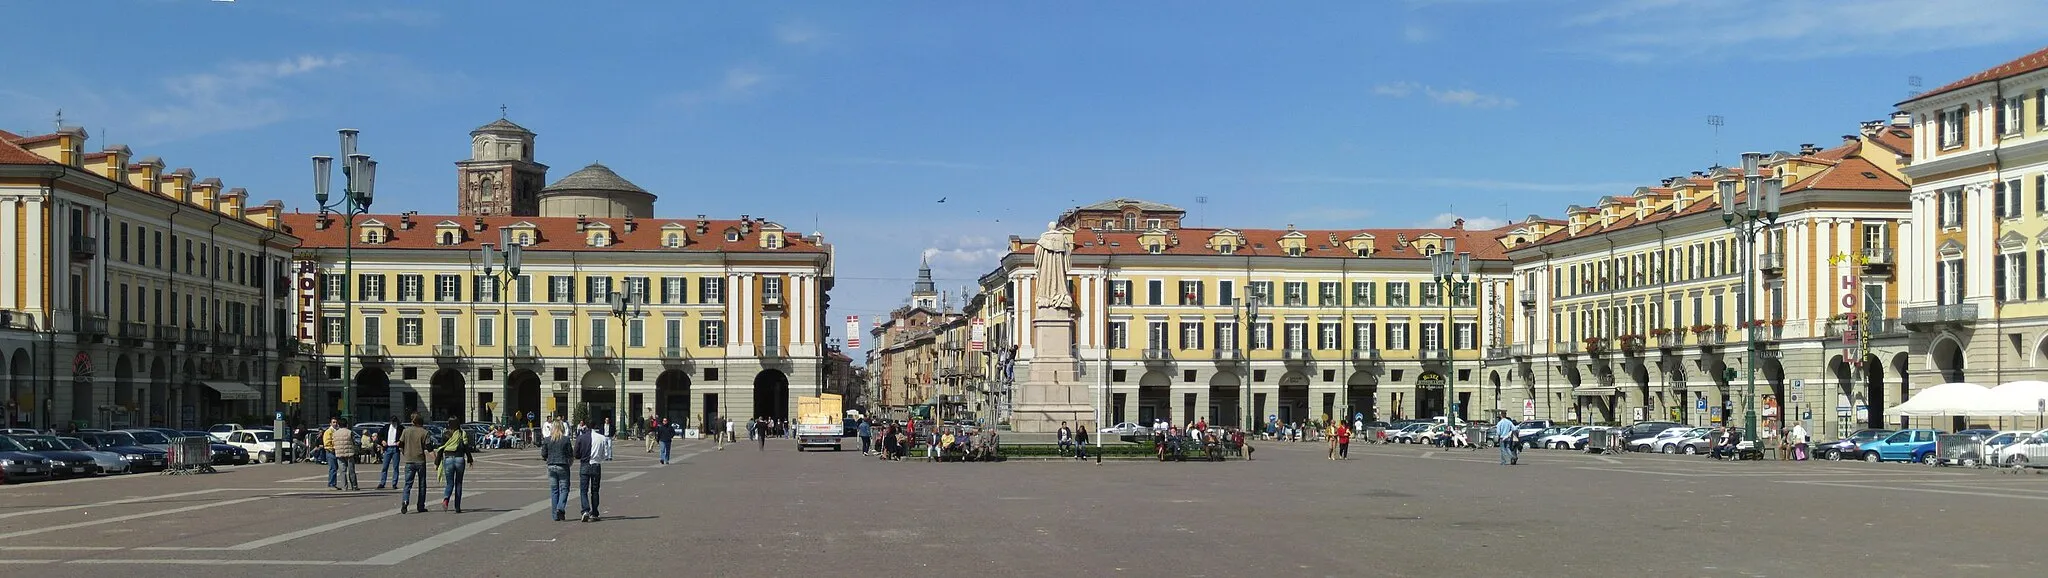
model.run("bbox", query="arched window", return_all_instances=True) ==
[439,231,456,245]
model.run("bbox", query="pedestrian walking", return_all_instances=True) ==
[1336,422,1352,460]
[438,418,472,513]
[397,413,432,514]
[1790,421,1810,461]
[378,421,403,489]
[645,417,659,453]
[541,415,557,441]
[1492,411,1519,466]
[656,417,675,464]
[330,418,360,490]
[540,418,575,521]
[857,418,873,455]
[574,419,612,522]
[715,416,728,451]
[757,417,769,451]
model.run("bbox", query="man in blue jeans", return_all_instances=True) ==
[378,421,403,489]
[574,418,612,522]
[396,413,432,514]
[1492,412,1519,466]
[655,418,674,465]
[540,421,575,521]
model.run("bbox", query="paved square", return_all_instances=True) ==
[3,438,2046,576]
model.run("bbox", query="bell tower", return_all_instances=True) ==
[455,114,548,216]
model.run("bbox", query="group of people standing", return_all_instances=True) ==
[318,414,478,514]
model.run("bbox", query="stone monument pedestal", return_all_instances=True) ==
[1012,309,1093,433]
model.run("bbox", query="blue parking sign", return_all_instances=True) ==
[1695,399,1707,411]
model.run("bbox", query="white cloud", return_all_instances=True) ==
[1401,23,1436,43]
[1561,0,2044,61]
[670,65,775,107]
[920,235,1009,281]
[1371,81,1517,109]
[1279,175,1635,194]
[1419,212,1509,230]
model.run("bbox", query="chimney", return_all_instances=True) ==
[1844,134,1861,146]
[474,216,486,232]
[399,212,415,230]
[1891,111,1911,127]
[624,215,636,233]
[1799,143,1818,155]
[220,187,247,218]
[316,214,333,230]
[577,215,588,231]
[246,200,282,229]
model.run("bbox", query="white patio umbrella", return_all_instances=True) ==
[1988,381,2048,415]
[1889,383,2002,417]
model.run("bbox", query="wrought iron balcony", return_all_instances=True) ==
[433,345,464,359]
[77,315,108,340]
[661,346,692,361]
[1517,290,1536,305]
[154,325,178,349]
[1212,348,1244,362]
[509,345,539,360]
[354,344,388,358]
[1759,252,1786,274]
[1419,348,1450,362]
[1861,247,1895,270]
[585,345,615,360]
[1350,348,1381,362]
[1902,303,1979,327]
[1282,348,1313,362]
[761,345,783,358]
[1141,348,1174,363]
[1485,346,1512,360]
[70,234,97,261]
[119,321,148,341]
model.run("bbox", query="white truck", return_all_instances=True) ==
[795,394,844,451]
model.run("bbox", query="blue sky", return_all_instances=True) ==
[4,0,2043,352]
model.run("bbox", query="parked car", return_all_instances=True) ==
[1098,422,1146,436]
[1812,429,1894,461]
[51,436,130,474]
[223,429,294,462]
[1626,427,1696,452]
[1514,420,1556,440]
[1993,429,2048,466]
[1537,426,1590,449]
[1390,422,1434,443]
[0,434,101,477]
[1614,421,1685,450]
[0,436,55,483]
[205,424,246,443]
[1656,428,1717,454]
[1859,429,1941,463]
[77,432,170,472]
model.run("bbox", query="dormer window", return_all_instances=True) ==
[664,233,683,248]
[763,234,784,249]
[1146,218,1162,230]
[439,231,457,245]
[724,228,741,242]
[365,229,384,244]
[1101,219,1115,230]
[358,219,389,244]
[586,230,611,247]
[1218,243,1236,255]
[1287,246,1303,257]
[1147,243,1163,254]
[1356,248,1371,258]
[517,232,532,246]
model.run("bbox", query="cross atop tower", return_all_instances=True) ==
[499,104,507,118]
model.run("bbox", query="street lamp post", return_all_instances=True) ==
[1431,239,1472,426]
[1238,287,1260,431]
[311,129,377,422]
[608,289,644,429]
[480,229,521,426]
[1720,151,1783,443]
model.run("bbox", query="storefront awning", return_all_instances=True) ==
[198,381,261,401]
[1572,386,1616,397]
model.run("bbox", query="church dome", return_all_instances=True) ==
[537,162,656,218]
[472,117,532,134]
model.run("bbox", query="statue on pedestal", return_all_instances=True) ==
[1034,222,1073,311]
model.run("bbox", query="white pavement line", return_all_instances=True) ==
[0,496,269,540]
[356,498,551,566]
[68,559,347,566]
[612,471,645,482]
[0,547,124,551]
[0,488,228,521]
[0,559,58,564]
[1785,480,2048,501]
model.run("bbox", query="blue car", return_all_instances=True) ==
[1858,429,1941,463]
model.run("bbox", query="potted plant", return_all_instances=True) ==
[1583,337,1606,353]
[1690,324,1712,335]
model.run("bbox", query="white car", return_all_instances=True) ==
[1655,428,1715,454]
[1992,429,2048,466]
[1538,426,1592,449]
[55,436,129,474]
[1098,422,1147,436]
[1627,427,1695,452]
[223,429,294,462]
[1390,423,1434,443]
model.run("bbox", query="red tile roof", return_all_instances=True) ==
[1010,224,1518,261]
[1902,45,2048,106]
[1866,126,1915,156]
[279,213,830,255]
[0,135,55,165]
[1783,156,1908,192]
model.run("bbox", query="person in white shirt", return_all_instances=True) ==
[540,417,556,441]
[574,419,612,522]
[377,422,403,490]
[1790,421,1811,461]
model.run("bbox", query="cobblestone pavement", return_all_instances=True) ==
[2,436,2045,577]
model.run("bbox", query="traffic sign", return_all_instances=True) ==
[1521,399,1535,418]
[969,318,987,352]
[1696,399,1708,411]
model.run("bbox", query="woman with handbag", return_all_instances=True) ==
[437,418,473,513]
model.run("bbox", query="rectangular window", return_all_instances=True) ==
[1317,282,1339,306]
[1861,222,1888,251]
[2001,95,2024,136]
[763,276,783,304]
[553,318,570,347]
[699,320,726,347]
[1451,283,1474,307]
[118,222,128,262]
[1387,323,1408,350]
[1178,322,1202,350]
[1284,322,1306,350]
[516,275,532,302]
[1250,281,1274,306]
[436,274,461,302]
[323,316,343,344]
[1420,283,1441,307]
[399,274,422,302]
[1941,189,1962,228]
[1146,321,1168,350]
[1998,179,2023,219]
[1351,282,1374,307]
[1387,282,1409,307]
[439,317,457,346]
[1107,321,1128,349]
[1317,322,1339,350]
[1352,322,1377,350]
[700,277,725,304]
[590,318,608,347]
[550,276,573,302]
[1938,106,1964,148]
[629,318,645,347]
[1283,281,1306,306]
[398,317,423,346]
[1146,280,1163,306]
[1454,322,1475,350]
[476,276,499,302]
[516,317,532,347]
[478,317,495,346]
[1178,280,1203,306]
[662,277,686,304]
[1251,322,1272,349]
[1214,322,1236,350]
[322,273,345,300]
[1218,280,1236,306]
[587,276,611,304]
[359,274,385,301]
[1421,322,1441,350]
[666,319,683,348]
[1109,280,1132,306]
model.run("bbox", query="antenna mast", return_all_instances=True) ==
[1706,115,1724,162]
[1194,196,1208,227]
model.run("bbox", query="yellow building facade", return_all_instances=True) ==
[1900,46,2048,406]
[980,199,1518,430]
[2,127,301,430]
[1504,120,1914,436]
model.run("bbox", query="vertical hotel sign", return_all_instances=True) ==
[296,257,322,346]
[845,315,861,349]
